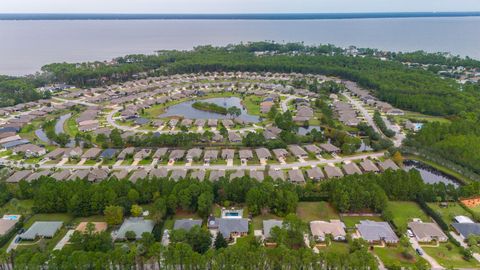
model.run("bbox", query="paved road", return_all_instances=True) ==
[381,116,406,147]
[52,97,96,107]
[408,236,444,269]
[342,93,381,135]
[6,235,20,253]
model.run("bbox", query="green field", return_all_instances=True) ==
[427,202,473,224]
[296,202,340,223]
[317,242,350,255]
[374,246,421,268]
[386,201,429,232]
[24,213,74,228]
[243,95,263,116]
[0,199,34,216]
[423,242,480,269]
[341,215,383,228]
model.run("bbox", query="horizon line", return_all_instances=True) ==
[1,11,480,20]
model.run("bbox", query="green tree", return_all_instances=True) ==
[131,204,143,217]
[104,205,124,226]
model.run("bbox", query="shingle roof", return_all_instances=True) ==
[249,170,264,181]
[21,221,63,240]
[408,221,447,241]
[169,150,185,160]
[288,145,308,157]
[239,149,253,159]
[6,170,32,183]
[221,149,235,159]
[268,170,285,181]
[378,159,400,171]
[191,170,206,181]
[218,218,249,238]
[288,169,305,183]
[310,221,346,238]
[263,219,283,238]
[452,223,480,238]
[149,168,168,179]
[306,167,324,180]
[230,170,245,180]
[209,170,226,181]
[153,148,168,159]
[359,159,379,172]
[115,218,155,240]
[174,219,202,231]
[255,148,271,160]
[357,220,399,243]
[170,169,187,181]
[319,143,340,153]
[324,166,344,178]
[343,163,362,175]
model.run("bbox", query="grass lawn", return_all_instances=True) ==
[65,112,79,137]
[243,95,262,116]
[71,215,106,225]
[138,159,153,165]
[469,205,480,215]
[341,216,383,228]
[374,246,420,268]
[423,242,480,269]
[386,201,429,231]
[0,199,34,216]
[427,202,473,224]
[317,242,350,255]
[296,202,340,223]
[394,111,450,124]
[252,213,283,230]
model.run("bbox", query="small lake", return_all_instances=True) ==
[404,160,459,187]
[297,125,321,136]
[55,113,71,135]
[159,97,260,122]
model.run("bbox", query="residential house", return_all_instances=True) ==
[343,163,362,175]
[81,148,102,159]
[255,148,271,160]
[310,220,346,242]
[306,167,324,181]
[20,221,63,240]
[288,145,308,159]
[268,170,286,181]
[408,221,448,243]
[209,170,226,181]
[359,159,379,173]
[356,220,399,244]
[113,218,155,240]
[377,159,400,171]
[324,166,344,178]
[249,170,264,181]
[288,169,305,184]
[186,148,202,162]
[319,143,341,154]
[174,219,203,231]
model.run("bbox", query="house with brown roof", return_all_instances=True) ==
[288,169,305,184]
[378,159,400,171]
[324,166,344,178]
[359,159,379,173]
[306,167,324,181]
[310,220,346,242]
[408,221,448,243]
[81,148,102,159]
[288,145,308,159]
[221,149,235,160]
[319,143,340,153]
[343,163,362,175]
[268,170,285,181]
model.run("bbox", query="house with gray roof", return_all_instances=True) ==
[207,119,218,127]
[134,149,152,160]
[113,218,155,240]
[129,169,148,183]
[359,159,380,173]
[50,170,70,181]
[378,159,400,171]
[191,170,206,181]
[239,149,253,160]
[118,147,135,159]
[44,148,66,160]
[25,170,51,182]
[174,219,203,231]
[100,149,118,160]
[181,119,193,127]
[20,221,63,240]
[306,167,324,181]
[170,169,187,181]
[64,147,82,159]
[273,148,289,160]
[67,170,87,181]
[357,220,399,244]
[169,150,185,161]
[209,170,226,181]
[452,223,480,239]
[324,166,344,178]
[263,219,283,239]
[230,170,245,180]
[186,148,202,161]
[319,143,341,153]
[304,144,322,154]
[249,170,264,181]
[112,170,129,180]
[228,132,242,143]
[87,168,109,182]
[288,145,308,158]
[255,148,271,160]
[194,119,206,127]
[81,148,102,159]
[288,169,305,184]
[408,221,448,243]
[153,148,168,159]
[221,149,235,160]
[203,150,218,162]
[268,170,285,181]
[149,168,168,179]
[343,163,362,175]
[213,218,249,240]
[6,170,32,183]
[221,119,234,128]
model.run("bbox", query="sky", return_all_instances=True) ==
[1,0,480,14]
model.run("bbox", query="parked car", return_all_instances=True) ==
[415,248,423,256]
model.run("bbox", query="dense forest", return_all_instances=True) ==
[0,75,49,107]
[405,115,480,175]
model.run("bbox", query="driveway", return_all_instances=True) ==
[450,231,480,262]
[408,236,444,269]
[54,229,74,250]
